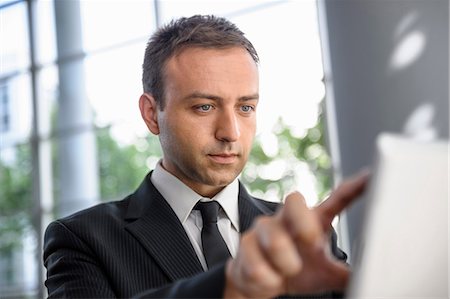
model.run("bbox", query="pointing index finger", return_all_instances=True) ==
[280,192,323,248]
[316,170,370,226]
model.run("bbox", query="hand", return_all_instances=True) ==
[224,171,369,299]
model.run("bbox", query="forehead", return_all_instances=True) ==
[164,46,259,92]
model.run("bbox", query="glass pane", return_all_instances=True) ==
[50,125,157,214]
[0,1,30,75]
[0,143,37,297]
[84,43,148,135]
[0,73,32,147]
[37,65,58,136]
[158,0,284,23]
[0,0,21,7]
[80,0,156,52]
[96,125,160,202]
[35,0,57,65]
[230,1,325,134]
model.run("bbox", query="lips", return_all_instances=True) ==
[208,153,238,164]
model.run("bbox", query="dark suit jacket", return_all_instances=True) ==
[44,172,346,298]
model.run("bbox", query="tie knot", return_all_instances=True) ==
[195,201,220,224]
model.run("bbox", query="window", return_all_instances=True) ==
[0,1,329,297]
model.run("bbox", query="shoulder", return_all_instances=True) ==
[57,195,131,226]
[44,194,133,248]
[48,172,157,232]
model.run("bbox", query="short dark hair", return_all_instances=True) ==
[142,15,259,109]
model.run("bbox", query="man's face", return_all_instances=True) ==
[153,47,259,197]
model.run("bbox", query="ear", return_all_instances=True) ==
[139,93,160,135]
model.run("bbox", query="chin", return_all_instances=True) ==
[207,173,239,187]
[194,160,243,186]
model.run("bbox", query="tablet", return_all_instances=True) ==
[347,133,449,298]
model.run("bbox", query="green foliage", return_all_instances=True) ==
[0,145,32,254]
[241,106,332,203]
[0,128,162,254]
[97,128,162,201]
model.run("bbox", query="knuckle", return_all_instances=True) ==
[265,234,290,253]
[242,263,268,283]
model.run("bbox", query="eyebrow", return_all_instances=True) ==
[183,91,259,102]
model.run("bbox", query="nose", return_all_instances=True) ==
[215,110,240,142]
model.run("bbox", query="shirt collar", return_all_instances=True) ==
[151,161,240,232]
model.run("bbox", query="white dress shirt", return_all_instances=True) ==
[151,161,240,270]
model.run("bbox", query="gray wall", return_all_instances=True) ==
[317,0,449,258]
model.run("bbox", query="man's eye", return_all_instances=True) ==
[241,105,254,113]
[196,104,212,112]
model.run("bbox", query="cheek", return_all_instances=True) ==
[178,115,214,141]
[158,116,186,151]
[168,118,207,150]
[241,120,256,146]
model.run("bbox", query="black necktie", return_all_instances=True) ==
[195,201,231,268]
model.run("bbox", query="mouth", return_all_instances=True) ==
[207,153,239,164]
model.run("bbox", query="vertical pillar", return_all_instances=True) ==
[54,0,99,217]
[26,0,52,297]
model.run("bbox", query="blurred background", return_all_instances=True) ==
[0,0,448,298]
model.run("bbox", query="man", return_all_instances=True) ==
[44,15,368,298]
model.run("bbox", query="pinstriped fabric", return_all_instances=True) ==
[238,184,279,232]
[44,172,276,298]
[44,197,172,298]
[125,196,203,280]
[44,171,346,298]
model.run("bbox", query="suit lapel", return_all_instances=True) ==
[124,173,203,281]
[123,174,278,282]
[238,182,279,233]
